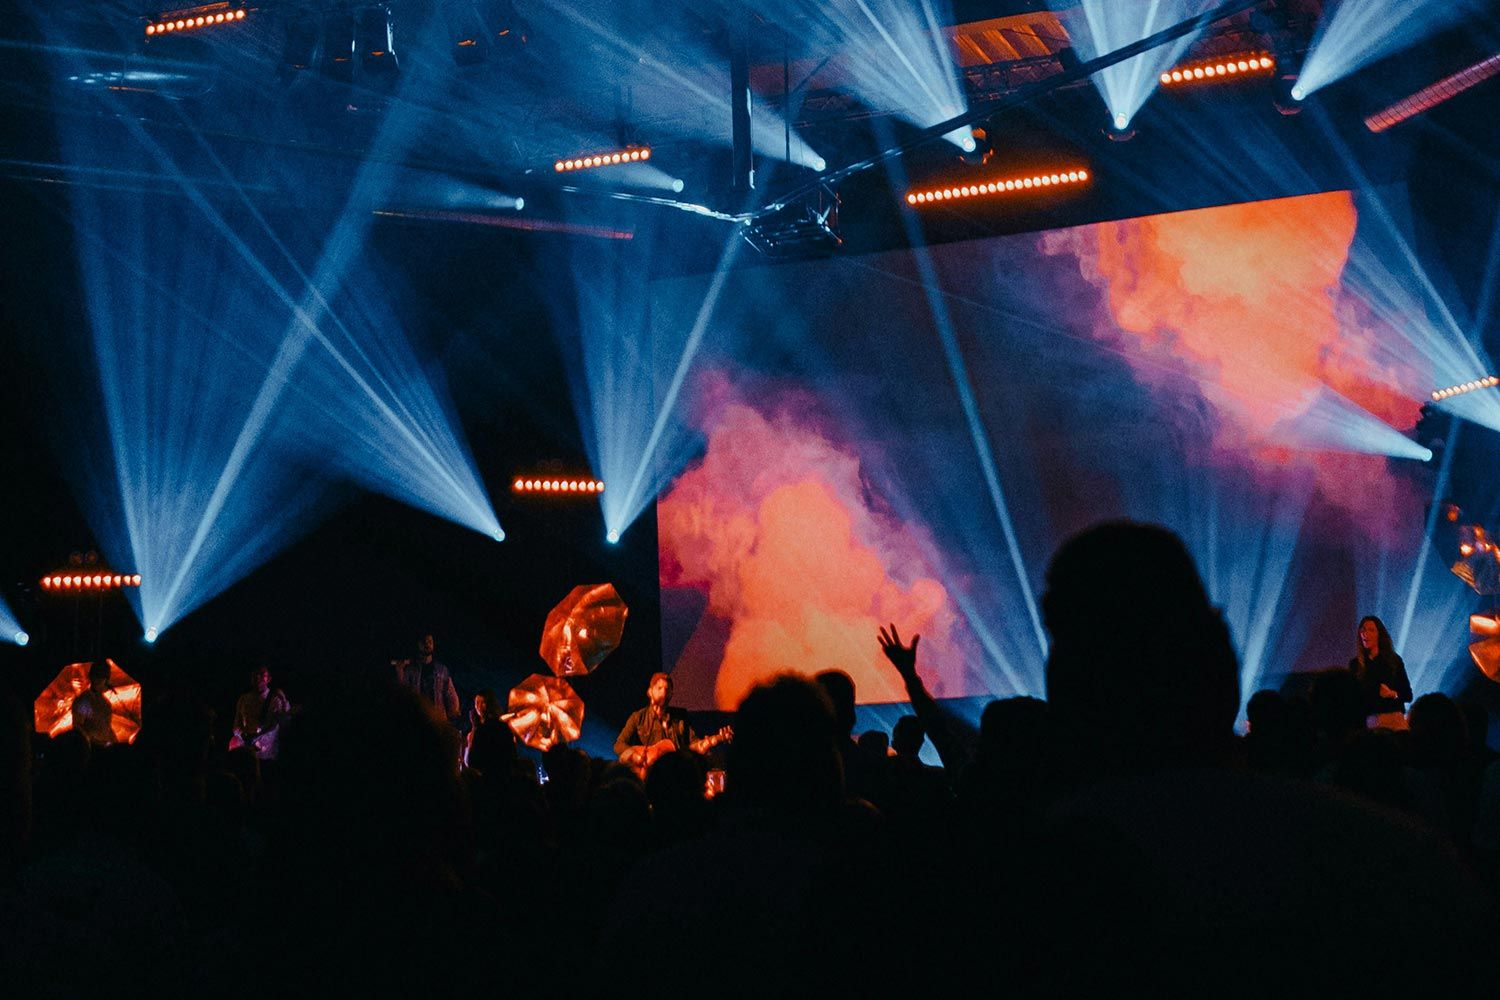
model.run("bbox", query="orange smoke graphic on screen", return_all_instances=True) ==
[1041,191,1427,522]
[659,376,972,709]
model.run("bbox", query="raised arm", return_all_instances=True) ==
[877,624,975,773]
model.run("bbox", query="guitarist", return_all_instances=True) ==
[614,673,726,772]
[230,665,290,760]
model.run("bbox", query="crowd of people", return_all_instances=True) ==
[1,521,1496,994]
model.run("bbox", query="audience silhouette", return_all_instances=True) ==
[2,520,1492,995]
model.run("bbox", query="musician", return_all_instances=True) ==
[1349,615,1412,729]
[232,665,291,760]
[615,673,717,768]
[464,689,516,771]
[396,633,461,723]
[71,660,116,747]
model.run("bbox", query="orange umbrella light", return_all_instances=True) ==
[1470,635,1500,683]
[539,582,629,677]
[506,674,583,751]
[34,659,143,745]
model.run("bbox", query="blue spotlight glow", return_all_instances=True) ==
[1272,386,1433,461]
[1379,426,1463,696]
[606,530,620,544]
[275,251,505,546]
[612,234,743,539]
[536,0,825,170]
[0,597,23,647]
[777,0,973,151]
[1318,165,1500,435]
[557,155,687,194]
[46,15,503,638]
[390,167,525,212]
[1160,471,1312,723]
[546,217,744,543]
[1295,0,1489,100]
[145,626,158,644]
[1052,0,1218,131]
[880,125,1047,694]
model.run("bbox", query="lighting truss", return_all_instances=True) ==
[742,185,842,259]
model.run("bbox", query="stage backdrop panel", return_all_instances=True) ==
[655,189,1471,711]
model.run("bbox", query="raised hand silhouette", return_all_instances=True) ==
[878,623,921,680]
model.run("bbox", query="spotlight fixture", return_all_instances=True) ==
[606,530,620,544]
[1159,53,1275,87]
[513,477,606,494]
[13,631,27,646]
[145,4,246,36]
[1430,375,1500,401]
[1365,52,1500,133]
[554,147,651,172]
[41,572,143,590]
[960,125,994,166]
[145,627,159,643]
[906,168,1090,207]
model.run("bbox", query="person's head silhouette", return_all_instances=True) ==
[1043,521,1238,774]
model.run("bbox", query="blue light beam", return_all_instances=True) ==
[47,12,501,638]
[610,233,746,540]
[535,0,825,170]
[1295,0,1491,100]
[1270,385,1432,461]
[1052,0,1220,130]
[0,597,26,646]
[885,130,1049,687]
[779,0,975,150]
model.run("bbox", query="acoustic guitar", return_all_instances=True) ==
[628,726,733,780]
